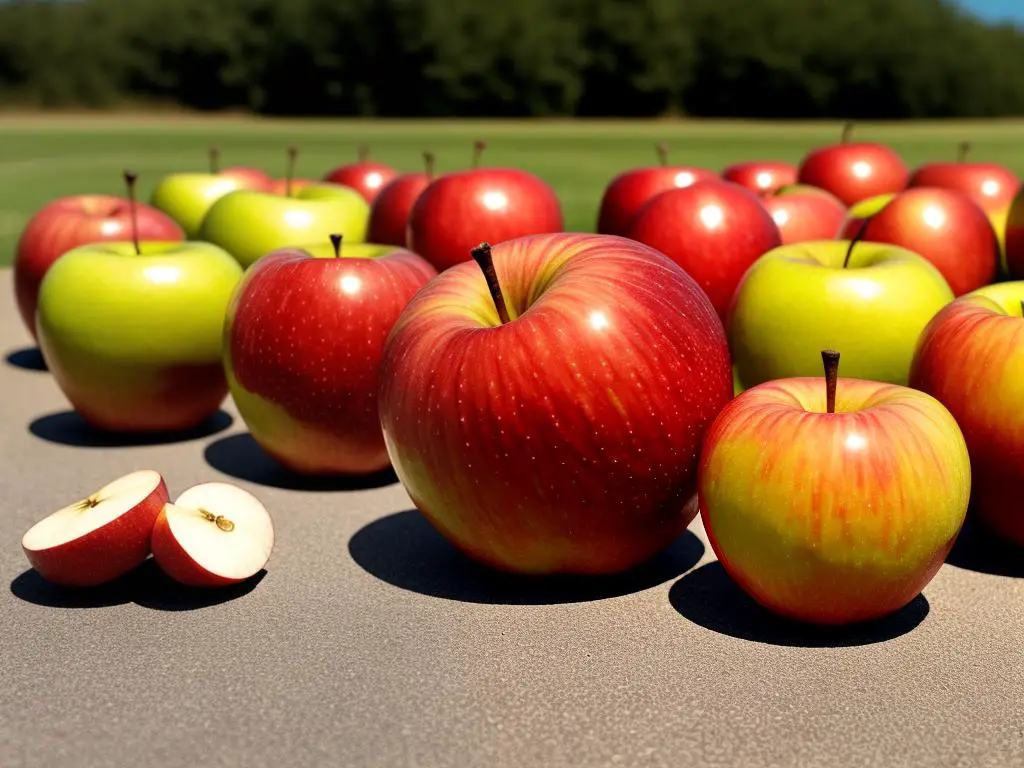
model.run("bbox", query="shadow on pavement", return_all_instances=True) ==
[945,515,1024,578]
[348,509,705,605]
[204,432,398,492]
[29,410,233,448]
[5,347,47,372]
[668,561,929,648]
[10,559,265,611]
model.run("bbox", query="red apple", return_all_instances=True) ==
[597,144,717,236]
[408,168,563,273]
[907,142,1020,215]
[367,153,434,247]
[225,236,436,474]
[797,123,909,207]
[379,233,733,575]
[858,187,998,296]
[909,283,1024,545]
[14,195,183,339]
[323,145,398,204]
[151,482,274,588]
[761,187,847,244]
[721,161,798,196]
[207,147,274,192]
[626,180,782,321]
[21,470,169,587]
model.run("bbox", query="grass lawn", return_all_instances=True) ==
[0,115,1022,266]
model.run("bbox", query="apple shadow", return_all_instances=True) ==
[29,410,233,448]
[4,346,47,372]
[945,515,1024,578]
[668,561,929,648]
[203,432,398,492]
[348,509,706,605]
[10,559,266,612]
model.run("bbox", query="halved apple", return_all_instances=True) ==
[21,470,169,587]
[151,482,274,587]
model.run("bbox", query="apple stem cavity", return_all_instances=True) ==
[957,141,972,162]
[209,146,221,174]
[123,170,141,256]
[840,122,854,144]
[470,242,511,325]
[285,146,299,197]
[821,350,840,414]
[655,142,669,167]
[472,140,487,169]
[330,233,343,258]
[423,151,436,180]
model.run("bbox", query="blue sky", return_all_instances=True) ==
[956,0,1024,24]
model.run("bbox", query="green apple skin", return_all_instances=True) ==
[150,174,247,239]
[729,240,954,387]
[294,182,368,204]
[837,192,896,239]
[198,190,371,269]
[37,241,243,432]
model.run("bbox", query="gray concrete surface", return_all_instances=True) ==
[1,268,1022,768]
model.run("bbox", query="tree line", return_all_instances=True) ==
[1,0,1022,118]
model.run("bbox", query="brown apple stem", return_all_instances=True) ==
[843,217,871,269]
[821,350,840,414]
[840,121,854,144]
[655,142,669,167]
[470,242,510,325]
[285,146,298,197]
[957,141,971,163]
[358,144,370,163]
[199,508,235,532]
[472,140,487,169]
[330,233,343,258]
[423,151,436,181]
[209,146,220,174]
[123,170,141,256]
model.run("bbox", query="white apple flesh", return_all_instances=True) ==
[151,483,274,588]
[21,470,169,587]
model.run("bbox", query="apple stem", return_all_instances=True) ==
[423,151,436,181]
[843,217,871,269]
[470,242,511,325]
[472,140,487,169]
[957,141,971,162]
[840,122,854,144]
[285,146,298,197]
[123,170,141,256]
[655,142,669,167]
[330,233,343,258]
[199,508,235,532]
[209,146,220,174]
[358,144,370,163]
[821,350,840,414]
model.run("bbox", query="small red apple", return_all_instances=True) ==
[323,145,398,203]
[907,142,1020,215]
[761,187,847,244]
[368,152,435,247]
[721,161,798,196]
[797,123,909,207]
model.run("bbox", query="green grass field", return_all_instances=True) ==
[1,116,1023,266]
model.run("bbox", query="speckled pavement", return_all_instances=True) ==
[1,268,1022,768]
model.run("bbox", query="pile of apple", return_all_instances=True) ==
[11,126,1024,623]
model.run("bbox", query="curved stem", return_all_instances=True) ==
[470,242,510,325]
[821,350,840,414]
[209,146,220,174]
[423,151,436,181]
[840,122,854,144]
[655,142,669,167]
[357,144,370,163]
[330,233,343,258]
[472,140,487,169]
[123,170,140,255]
[957,141,971,163]
[843,217,871,269]
[285,146,298,197]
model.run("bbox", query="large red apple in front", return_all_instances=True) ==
[907,142,1020,215]
[407,169,563,273]
[627,180,782,321]
[379,233,733,575]
[721,160,797,196]
[797,123,909,206]
[14,195,183,339]
[226,237,436,475]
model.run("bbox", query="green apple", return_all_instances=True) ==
[36,241,243,432]
[150,174,248,238]
[729,240,954,387]
[293,182,368,203]
[837,192,896,239]
[198,189,371,269]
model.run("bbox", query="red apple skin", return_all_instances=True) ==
[24,477,169,588]
[597,166,718,236]
[1004,190,1024,279]
[408,169,564,273]
[226,247,437,475]
[323,161,398,204]
[14,196,184,340]
[907,162,1020,215]
[150,507,236,588]
[721,161,798,196]
[910,292,1024,545]
[219,166,274,192]
[626,180,782,321]
[761,190,847,244]
[797,142,909,207]
[859,188,998,296]
[379,232,733,575]
[367,172,431,246]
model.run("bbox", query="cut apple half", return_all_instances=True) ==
[151,482,274,588]
[21,469,169,587]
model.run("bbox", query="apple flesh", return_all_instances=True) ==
[379,233,733,575]
[151,482,274,588]
[909,283,1024,545]
[225,240,436,475]
[760,187,847,245]
[721,161,797,196]
[699,371,970,624]
[21,470,169,587]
